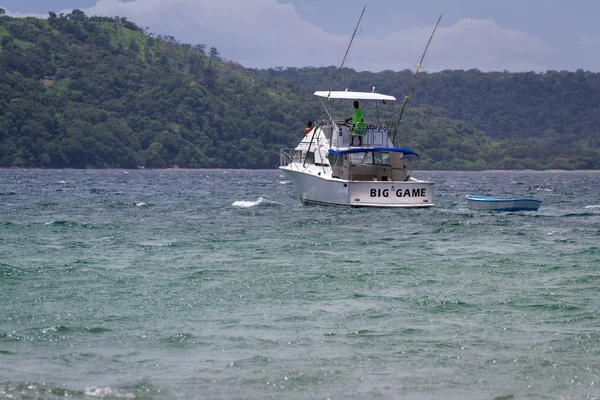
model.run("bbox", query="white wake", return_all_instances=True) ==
[231,197,284,207]
[232,197,264,208]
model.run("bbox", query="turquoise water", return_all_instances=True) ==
[1,169,599,399]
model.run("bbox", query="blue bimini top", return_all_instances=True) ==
[328,147,418,156]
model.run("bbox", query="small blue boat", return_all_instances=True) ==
[466,195,542,211]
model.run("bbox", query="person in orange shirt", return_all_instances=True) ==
[303,121,313,137]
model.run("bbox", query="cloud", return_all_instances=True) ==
[5,0,583,72]
[80,0,347,67]
[80,0,558,72]
[0,7,44,17]
[421,18,554,72]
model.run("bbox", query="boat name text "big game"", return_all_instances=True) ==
[370,188,426,198]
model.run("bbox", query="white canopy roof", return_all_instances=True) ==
[314,91,396,101]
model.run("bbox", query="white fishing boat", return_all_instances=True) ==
[279,9,440,208]
[279,91,434,207]
[466,195,542,211]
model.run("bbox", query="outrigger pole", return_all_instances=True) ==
[392,14,442,144]
[326,5,366,100]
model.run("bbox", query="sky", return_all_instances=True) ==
[1,0,599,73]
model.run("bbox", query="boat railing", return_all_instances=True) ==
[280,149,293,167]
[331,121,392,148]
[363,125,390,147]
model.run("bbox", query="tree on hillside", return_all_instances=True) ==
[0,8,6,16]
[193,44,206,55]
[69,9,86,21]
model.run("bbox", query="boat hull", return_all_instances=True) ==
[281,167,434,208]
[466,195,542,211]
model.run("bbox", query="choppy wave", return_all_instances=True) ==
[0,262,28,274]
[137,239,177,247]
[231,197,284,207]
[0,382,137,399]
[560,212,595,217]
[44,220,92,228]
[84,386,136,399]
[38,202,59,207]
[2,169,600,399]
[232,197,265,207]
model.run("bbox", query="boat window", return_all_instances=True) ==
[304,151,315,165]
[348,152,390,165]
[329,154,343,167]
[349,153,367,164]
[373,152,390,165]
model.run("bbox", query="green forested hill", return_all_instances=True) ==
[0,11,314,168]
[1,11,599,169]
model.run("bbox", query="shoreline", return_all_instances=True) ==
[1,167,600,173]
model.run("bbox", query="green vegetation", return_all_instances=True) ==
[0,11,313,168]
[1,12,599,169]
[258,67,600,169]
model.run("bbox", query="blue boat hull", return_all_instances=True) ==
[466,195,542,211]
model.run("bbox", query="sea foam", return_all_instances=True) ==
[232,197,264,207]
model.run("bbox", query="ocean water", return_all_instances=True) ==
[0,169,599,400]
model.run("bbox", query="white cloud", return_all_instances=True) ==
[423,18,553,72]
[80,0,558,72]
[6,0,588,72]
[80,0,339,65]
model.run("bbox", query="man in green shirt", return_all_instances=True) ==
[346,100,364,146]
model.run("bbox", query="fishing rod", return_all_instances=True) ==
[392,14,442,144]
[326,5,366,100]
